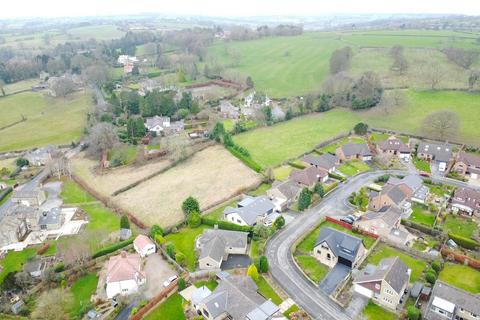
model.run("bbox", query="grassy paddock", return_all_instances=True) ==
[438,263,480,294]
[443,215,477,238]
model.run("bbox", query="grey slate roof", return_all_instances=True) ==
[269,180,302,201]
[200,275,274,320]
[387,174,423,193]
[314,227,364,263]
[354,257,409,294]
[224,196,275,226]
[384,185,408,205]
[417,142,453,163]
[362,206,402,228]
[302,153,338,171]
[341,143,372,157]
[38,207,61,225]
[425,281,480,320]
[197,229,249,261]
[200,236,226,262]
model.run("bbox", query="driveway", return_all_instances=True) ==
[143,254,177,299]
[41,181,63,211]
[221,254,252,270]
[319,263,350,295]
[345,294,369,319]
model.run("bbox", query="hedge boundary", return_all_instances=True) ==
[92,238,134,259]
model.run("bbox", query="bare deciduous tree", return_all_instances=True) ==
[57,236,91,267]
[377,90,405,115]
[87,123,119,157]
[421,61,446,90]
[329,46,353,74]
[83,64,110,87]
[31,288,73,320]
[50,77,76,98]
[422,110,460,140]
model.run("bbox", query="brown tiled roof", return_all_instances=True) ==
[107,252,145,283]
[457,152,480,168]
[378,136,410,153]
[134,235,154,251]
[289,166,327,187]
[452,188,480,210]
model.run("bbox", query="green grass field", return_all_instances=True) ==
[67,25,124,41]
[69,273,98,319]
[234,109,359,168]
[409,204,436,227]
[338,161,370,177]
[165,226,209,271]
[255,276,283,305]
[0,247,37,284]
[362,300,397,320]
[204,200,237,220]
[443,215,478,238]
[81,203,120,234]
[144,293,185,320]
[0,91,93,152]
[439,263,480,294]
[61,179,96,204]
[273,165,294,181]
[3,79,39,95]
[367,245,426,283]
[294,255,329,283]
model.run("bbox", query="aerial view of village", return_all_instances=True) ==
[1,1,480,319]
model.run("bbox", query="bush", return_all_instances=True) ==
[314,183,325,198]
[353,123,369,135]
[92,238,134,259]
[448,233,480,250]
[201,217,253,232]
[328,172,346,181]
[130,307,138,316]
[253,225,272,240]
[54,263,65,273]
[150,225,164,238]
[401,219,438,235]
[187,211,202,228]
[274,216,285,230]
[120,215,130,229]
[175,252,186,266]
[226,145,262,172]
[258,256,269,273]
[166,243,176,259]
[247,264,259,281]
[288,161,306,169]
[374,174,390,183]
[407,306,421,320]
[16,158,29,167]
[182,196,200,216]
[178,278,186,290]
[155,234,166,246]
[431,261,443,273]
[425,271,437,285]
[298,188,312,211]
[0,187,12,202]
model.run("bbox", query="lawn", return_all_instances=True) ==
[439,263,480,294]
[319,136,366,154]
[223,119,235,132]
[294,255,329,283]
[69,273,99,319]
[0,91,93,152]
[273,165,294,181]
[194,279,218,291]
[61,179,96,204]
[233,109,359,168]
[367,245,426,283]
[412,157,431,173]
[409,204,436,227]
[255,276,283,305]
[165,226,209,271]
[80,203,120,233]
[144,293,185,320]
[203,200,237,220]
[248,183,271,196]
[428,183,454,198]
[0,247,37,284]
[107,145,138,166]
[338,161,370,177]
[443,215,477,238]
[362,300,397,320]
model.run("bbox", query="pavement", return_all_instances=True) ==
[319,263,351,295]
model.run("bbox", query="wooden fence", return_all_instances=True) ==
[441,245,480,270]
[130,280,178,320]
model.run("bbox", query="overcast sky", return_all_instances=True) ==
[2,0,480,19]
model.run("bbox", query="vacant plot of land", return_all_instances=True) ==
[72,154,170,197]
[0,91,93,152]
[0,158,16,171]
[367,245,426,283]
[234,110,359,168]
[439,263,480,294]
[443,215,477,238]
[115,146,262,227]
[359,90,480,146]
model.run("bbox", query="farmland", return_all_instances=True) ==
[234,109,359,168]
[114,146,262,227]
[0,91,93,152]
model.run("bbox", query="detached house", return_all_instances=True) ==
[145,116,171,135]
[219,101,239,119]
[267,180,302,212]
[11,189,46,207]
[417,142,453,172]
[301,153,338,173]
[289,166,328,188]
[354,206,402,239]
[424,281,480,320]
[196,228,248,270]
[336,143,372,162]
[133,235,156,257]
[452,152,480,180]
[354,257,410,310]
[369,184,409,212]
[313,227,366,269]
[223,196,278,227]
[451,188,480,217]
[377,136,411,160]
[106,251,146,299]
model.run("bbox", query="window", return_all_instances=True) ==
[375,284,380,290]
[327,253,331,260]
[237,219,242,224]
[203,309,210,318]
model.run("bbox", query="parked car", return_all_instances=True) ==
[419,171,430,177]
[346,214,358,222]
[163,275,178,287]
[340,217,354,224]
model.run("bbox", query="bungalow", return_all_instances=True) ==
[354,206,402,240]
[385,175,424,198]
[353,257,410,310]
[196,228,248,270]
[424,281,480,320]
[377,136,411,160]
[289,166,328,188]
[417,142,453,172]
[266,180,302,212]
[223,196,277,227]
[144,116,171,135]
[11,189,46,207]
[106,251,146,299]
[336,143,372,162]
[219,101,239,119]
[196,274,284,320]
[301,153,339,173]
[451,187,480,217]
[133,235,156,257]
[313,227,366,269]
[368,184,409,212]
[452,152,480,180]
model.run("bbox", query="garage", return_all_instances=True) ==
[338,256,353,268]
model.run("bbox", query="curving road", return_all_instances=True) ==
[266,170,407,320]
